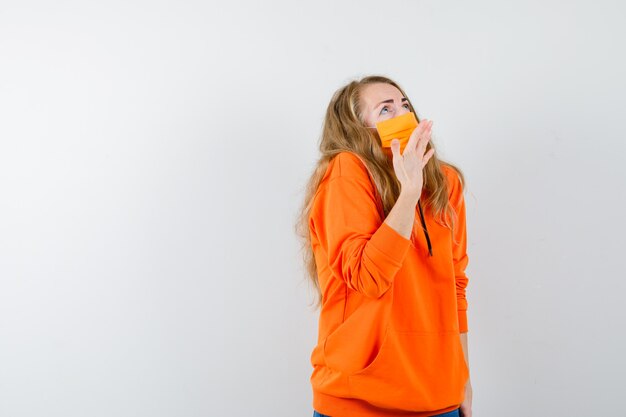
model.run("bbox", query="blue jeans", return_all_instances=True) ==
[313,407,460,417]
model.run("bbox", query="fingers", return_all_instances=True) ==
[390,138,400,156]
[423,148,435,165]
[408,119,433,157]
[405,119,429,153]
[390,139,404,179]
[416,122,433,158]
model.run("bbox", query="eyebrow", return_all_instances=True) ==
[374,97,408,110]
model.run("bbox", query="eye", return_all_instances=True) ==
[403,103,410,109]
[380,106,389,115]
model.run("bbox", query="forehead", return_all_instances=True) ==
[360,83,404,109]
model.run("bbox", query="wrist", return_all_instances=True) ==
[398,189,420,206]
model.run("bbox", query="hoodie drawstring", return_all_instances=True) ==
[417,200,433,256]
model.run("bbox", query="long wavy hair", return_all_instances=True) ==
[295,75,466,309]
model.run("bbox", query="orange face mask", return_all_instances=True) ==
[374,112,419,153]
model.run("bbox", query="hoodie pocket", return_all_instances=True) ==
[322,296,392,374]
[347,329,469,412]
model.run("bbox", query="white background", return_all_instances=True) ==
[1,1,625,416]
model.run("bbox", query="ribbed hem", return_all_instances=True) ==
[313,389,461,417]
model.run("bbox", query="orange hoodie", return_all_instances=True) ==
[308,152,470,417]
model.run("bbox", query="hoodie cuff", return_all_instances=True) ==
[368,221,412,267]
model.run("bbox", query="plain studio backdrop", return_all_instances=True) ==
[1,0,625,416]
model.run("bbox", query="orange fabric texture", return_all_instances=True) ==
[308,152,470,417]
[375,111,419,153]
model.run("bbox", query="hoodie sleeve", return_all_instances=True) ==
[447,167,470,333]
[310,154,412,299]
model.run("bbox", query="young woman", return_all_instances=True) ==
[295,75,473,417]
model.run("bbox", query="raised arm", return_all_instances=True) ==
[311,169,412,299]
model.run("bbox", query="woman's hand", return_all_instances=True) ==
[459,379,473,417]
[389,119,435,202]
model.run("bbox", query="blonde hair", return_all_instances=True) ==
[294,75,466,309]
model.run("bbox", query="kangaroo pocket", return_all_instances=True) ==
[347,328,469,412]
[322,296,392,374]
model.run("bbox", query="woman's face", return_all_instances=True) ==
[360,83,411,128]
